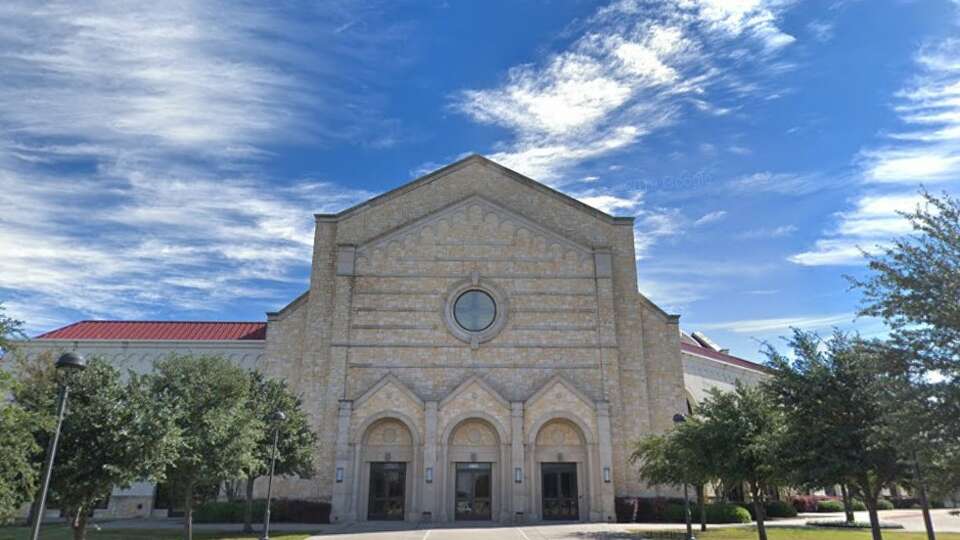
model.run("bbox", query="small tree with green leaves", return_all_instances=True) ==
[0,302,25,357]
[631,416,714,531]
[14,359,181,540]
[695,384,785,540]
[0,370,43,525]
[764,330,908,540]
[149,355,261,540]
[241,371,317,533]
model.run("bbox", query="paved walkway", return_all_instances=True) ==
[91,508,960,538]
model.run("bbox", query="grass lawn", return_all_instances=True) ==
[0,525,310,540]
[634,528,960,540]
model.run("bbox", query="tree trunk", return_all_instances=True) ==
[914,457,937,540]
[864,494,883,540]
[184,489,193,540]
[841,483,855,524]
[751,484,768,540]
[243,476,256,533]
[71,508,87,540]
[697,484,707,531]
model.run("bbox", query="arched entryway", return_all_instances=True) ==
[355,416,419,521]
[528,416,592,522]
[439,415,510,522]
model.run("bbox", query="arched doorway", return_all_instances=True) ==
[356,417,417,521]
[441,417,507,522]
[529,417,591,521]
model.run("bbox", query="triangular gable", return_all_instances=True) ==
[356,194,594,257]
[525,373,596,411]
[353,374,424,410]
[315,155,633,226]
[440,374,511,411]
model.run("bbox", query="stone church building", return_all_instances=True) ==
[17,155,770,523]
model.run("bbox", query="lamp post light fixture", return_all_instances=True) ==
[672,413,695,540]
[261,410,286,540]
[30,352,87,540]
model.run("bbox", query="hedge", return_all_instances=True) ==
[765,500,798,518]
[615,498,751,524]
[876,499,894,510]
[194,499,331,524]
[817,500,845,513]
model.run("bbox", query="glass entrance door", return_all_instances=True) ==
[455,462,492,520]
[541,463,579,520]
[368,462,406,520]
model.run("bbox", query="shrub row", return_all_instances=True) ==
[194,499,331,524]
[614,497,751,524]
[815,498,894,513]
[890,498,946,509]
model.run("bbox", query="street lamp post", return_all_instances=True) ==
[30,352,87,540]
[261,411,286,540]
[672,413,695,540]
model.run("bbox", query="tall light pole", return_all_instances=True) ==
[673,413,695,540]
[261,410,286,540]
[30,352,87,540]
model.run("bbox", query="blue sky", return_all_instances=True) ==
[2,0,959,360]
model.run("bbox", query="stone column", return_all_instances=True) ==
[423,401,439,521]
[596,401,616,522]
[330,399,355,523]
[510,401,526,522]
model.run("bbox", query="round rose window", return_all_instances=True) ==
[453,290,496,332]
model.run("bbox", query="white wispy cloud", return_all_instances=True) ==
[861,39,960,184]
[728,171,822,195]
[0,1,386,329]
[788,192,920,266]
[693,210,728,226]
[696,312,856,333]
[454,0,796,182]
[792,34,960,267]
[737,224,797,239]
[574,189,645,214]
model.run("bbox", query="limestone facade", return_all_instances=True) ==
[258,155,687,523]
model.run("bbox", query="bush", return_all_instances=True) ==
[890,497,946,509]
[765,500,798,518]
[663,502,752,524]
[707,503,753,524]
[848,499,867,511]
[615,497,637,523]
[194,499,331,524]
[876,499,894,510]
[817,500,845,513]
[790,495,827,513]
[635,497,684,522]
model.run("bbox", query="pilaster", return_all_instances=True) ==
[510,401,526,522]
[330,400,355,523]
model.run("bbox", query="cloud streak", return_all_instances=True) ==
[454,0,796,182]
[0,1,385,330]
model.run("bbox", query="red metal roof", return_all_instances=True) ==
[680,342,770,373]
[36,321,267,341]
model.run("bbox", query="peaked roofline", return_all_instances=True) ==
[314,154,636,225]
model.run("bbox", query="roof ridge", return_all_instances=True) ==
[68,320,265,324]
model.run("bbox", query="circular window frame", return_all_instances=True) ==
[443,277,508,344]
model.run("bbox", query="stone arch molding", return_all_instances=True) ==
[353,195,595,275]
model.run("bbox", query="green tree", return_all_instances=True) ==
[0,370,43,525]
[764,331,907,540]
[0,302,25,356]
[850,191,960,539]
[241,371,317,533]
[149,355,261,540]
[631,417,714,531]
[16,359,181,540]
[695,384,784,540]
